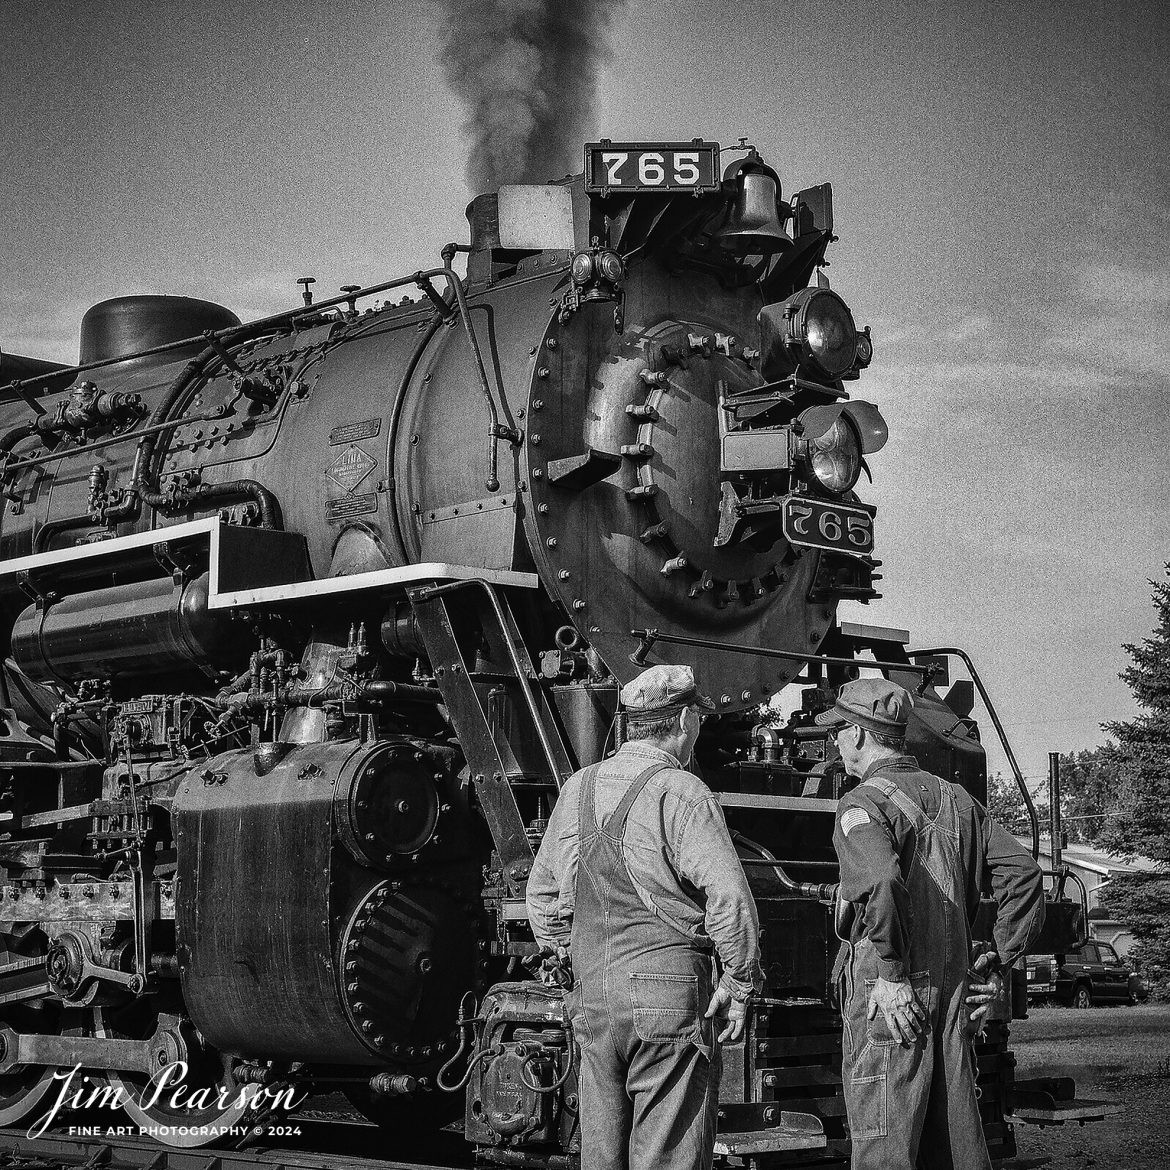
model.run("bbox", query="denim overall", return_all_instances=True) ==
[842,766,990,1170]
[562,762,721,1170]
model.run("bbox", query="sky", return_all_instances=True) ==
[2,0,1168,789]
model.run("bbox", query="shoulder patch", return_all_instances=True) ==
[839,807,872,837]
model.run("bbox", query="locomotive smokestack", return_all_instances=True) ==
[439,0,625,192]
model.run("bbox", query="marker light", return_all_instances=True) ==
[570,253,595,285]
[854,327,874,369]
[597,250,625,282]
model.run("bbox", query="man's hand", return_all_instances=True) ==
[867,976,926,1046]
[524,944,573,989]
[704,985,748,1042]
[966,951,1004,1025]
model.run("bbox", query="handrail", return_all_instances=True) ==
[410,578,567,787]
[627,628,933,676]
[907,645,1039,861]
[0,266,515,496]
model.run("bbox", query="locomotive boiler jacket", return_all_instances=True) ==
[833,755,1045,981]
[526,741,764,1000]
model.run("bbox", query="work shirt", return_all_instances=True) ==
[834,755,1044,982]
[527,740,764,1000]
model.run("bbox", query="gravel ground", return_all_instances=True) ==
[1006,1002,1170,1169]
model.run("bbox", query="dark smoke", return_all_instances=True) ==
[440,0,626,193]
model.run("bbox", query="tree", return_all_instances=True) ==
[1095,564,1170,996]
[1099,564,1170,865]
[1101,876,1170,993]
[1054,745,1122,847]
[986,771,1046,838]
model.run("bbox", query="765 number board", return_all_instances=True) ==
[781,496,874,555]
[584,140,721,194]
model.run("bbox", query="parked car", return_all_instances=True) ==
[1056,940,1144,1006]
[1025,954,1057,1002]
[1025,940,1149,1006]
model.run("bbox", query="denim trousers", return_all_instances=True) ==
[841,774,991,1170]
[563,762,721,1170]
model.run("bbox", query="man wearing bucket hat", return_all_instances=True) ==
[817,678,1044,1169]
[527,663,762,1170]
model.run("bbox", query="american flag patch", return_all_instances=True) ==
[840,807,872,837]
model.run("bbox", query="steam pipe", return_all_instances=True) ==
[908,645,1039,860]
[2,407,227,476]
[279,680,443,706]
[731,831,838,902]
[0,424,36,498]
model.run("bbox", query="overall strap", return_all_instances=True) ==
[602,763,670,838]
[577,763,606,837]
[882,784,931,831]
[863,776,899,800]
[933,775,963,842]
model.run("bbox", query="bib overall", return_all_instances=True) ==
[841,768,990,1170]
[562,762,721,1170]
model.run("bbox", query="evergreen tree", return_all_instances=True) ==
[1100,564,1170,864]
[1097,564,1170,996]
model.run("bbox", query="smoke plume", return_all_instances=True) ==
[440,0,625,193]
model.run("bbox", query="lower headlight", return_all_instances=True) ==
[805,413,862,495]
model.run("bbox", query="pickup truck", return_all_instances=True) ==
[1026,940,1149,1006]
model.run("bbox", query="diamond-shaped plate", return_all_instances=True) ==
[326,445,376,493]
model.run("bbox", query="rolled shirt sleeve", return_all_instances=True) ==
[834,793,913,982]
[526,780,580,951]
[674,796,764,999]
[983,816,1046,969]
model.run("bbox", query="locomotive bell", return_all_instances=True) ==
[716,167,793,255]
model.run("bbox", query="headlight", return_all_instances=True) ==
[803,413,862,495]
[790,288,857,378]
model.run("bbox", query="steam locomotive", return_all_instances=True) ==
[0,141,1075,1165]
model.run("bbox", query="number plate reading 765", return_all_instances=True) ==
[584,141,720,194]
[782,497,874,555]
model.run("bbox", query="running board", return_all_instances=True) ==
[1009,1077,1123,1126]
[714,1112,827,1155]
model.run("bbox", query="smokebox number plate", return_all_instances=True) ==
[584,140,720,194]
[782,497,874,555]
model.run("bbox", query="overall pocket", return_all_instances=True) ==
[847,1040,891,1139]
[862,970,934,1046]
[629,971,701,1044]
